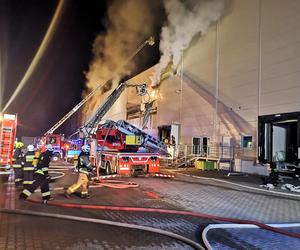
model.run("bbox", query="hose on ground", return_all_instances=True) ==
[90,179,139,189]
[37,200,300,240]
[202,223,300,250]
[0,208,204,250]
[48,171,65,180]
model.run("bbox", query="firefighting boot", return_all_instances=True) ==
[42,197,54,204]
[64,191,71,199]
[80,193,90,199]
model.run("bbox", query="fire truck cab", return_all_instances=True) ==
[0,113,17,171]
[89,120,166,176]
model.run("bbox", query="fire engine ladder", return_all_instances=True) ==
[44,36,155,135]
[81,82,127,136]
[81,82,148,137]
[114,120,168,154]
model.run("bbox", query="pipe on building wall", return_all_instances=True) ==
[215,20,221,141]
[257,0,263,156]
[258,0,262,117]
[179,49,184,126]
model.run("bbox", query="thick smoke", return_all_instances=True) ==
[151,0,225,85]
[83,0,162,122]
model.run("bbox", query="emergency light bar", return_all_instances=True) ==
[3,114,16,120]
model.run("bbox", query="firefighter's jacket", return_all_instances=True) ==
[12,148,24,168]
[77,152,93,175]
[24,151,35,171]
[35,150,53,176]
[32,150,41,168]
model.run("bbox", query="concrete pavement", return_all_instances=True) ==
[1,161,300,249]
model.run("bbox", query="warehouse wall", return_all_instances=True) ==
[260,0,300,114]
[159,0,300,146]
[124,0,300,167]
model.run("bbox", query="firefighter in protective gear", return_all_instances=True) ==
[65,144,93,198]
[13,142,25,187]
[20,144,54,203]
[23,145,35,189]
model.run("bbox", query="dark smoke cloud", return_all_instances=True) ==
[83,0,163,122]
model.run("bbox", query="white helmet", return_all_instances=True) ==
[45,144,53,151]
[82,144,90,152]
[27,145,35,151]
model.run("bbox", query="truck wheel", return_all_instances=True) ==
[52,153,61,162]
[105,162,111,175]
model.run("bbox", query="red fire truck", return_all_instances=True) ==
[74,80,167,176]
[0,113,18,170]
[45,79,167,176]
[42,38,159,170]
[89,120,165,176]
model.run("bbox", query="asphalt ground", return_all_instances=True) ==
[1,161,300,249]
[165,167,300,197]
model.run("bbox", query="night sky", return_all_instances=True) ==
[1,0,161,138]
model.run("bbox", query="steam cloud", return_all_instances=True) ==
[151,0,225,86]
[83,0,162,122]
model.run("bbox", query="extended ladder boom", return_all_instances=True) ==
[44,36,155,135]
[44,83,105,135]
[81,82,127,136]
[115,120,167,154]
[99,119,168,154]
[81,82,147,137]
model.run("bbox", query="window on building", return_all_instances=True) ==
[242,136,252,148]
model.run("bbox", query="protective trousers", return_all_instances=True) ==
[19,173,50,201]
[23,168,34,189]
[23,154,35,188]
[66,173,89,197]
[13,165,23,186]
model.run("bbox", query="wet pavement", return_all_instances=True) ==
[166,167,300,197]
[1,161,300,249]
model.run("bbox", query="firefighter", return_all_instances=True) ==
[12,141,25,187]
[262,162,279,186]
[23,145,35,189]
[65,144,93,199]
[19,144,54,203]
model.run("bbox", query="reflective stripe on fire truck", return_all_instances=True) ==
[119,164,129,170]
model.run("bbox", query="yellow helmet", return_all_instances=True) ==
[15,142,24,148]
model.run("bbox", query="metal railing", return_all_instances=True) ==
[164,144,258,168]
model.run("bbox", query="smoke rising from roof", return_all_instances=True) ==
[151,0,225,86]
[83,0,163,122]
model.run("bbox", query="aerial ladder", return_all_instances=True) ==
[80,81,147,136]
[80,81,167,154]
[44,36,155,135]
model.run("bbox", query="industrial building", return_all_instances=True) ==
[101,0,300,174]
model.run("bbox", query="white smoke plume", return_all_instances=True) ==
[151,0,225,85]
[83,0,162,122]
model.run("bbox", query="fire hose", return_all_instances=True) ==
[35,200,300,240]
[202,223,300,250]
[46,170,300,240]
[90,179,139,189]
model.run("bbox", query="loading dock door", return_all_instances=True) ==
[258,112,300,165]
